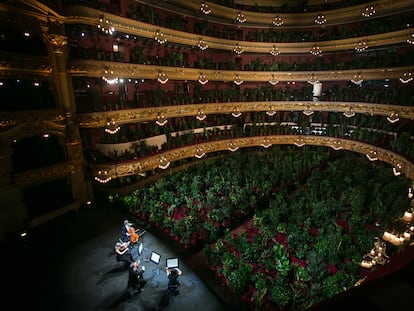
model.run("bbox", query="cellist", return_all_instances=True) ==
[122,220,139,243]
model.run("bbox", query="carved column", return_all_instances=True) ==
[41,23,92,204]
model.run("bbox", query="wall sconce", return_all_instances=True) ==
[387,112,399,123]
[94,170,112,183]
[362,5,376,18]
[272,16,283,26]
[399,72,413,83]
[154,30,167,44]
[105,119,120,135]
[303,106,314,116]
[269,46,280,56]
[366,149,378,161]
[307,74,319,85]
[102,69,118,84]
[194,147,205,158]
[198,73,208,85]
[310,45,322,56]
[236,12,246,23]
[330,140,343,150]
[97,15,115,35]
[355,41,368,52]
[314,13,326,25]
[234,75,243,85]
[261,137,272,148]
[393,163,402,176]
[268,74,279,85]
[197,38,208,50]
[228,141,239,152]
[350,73,363,85]
[294,137,306,147]
[343,106,355,118]
[196,109,206,121]
[157,72,168,84]
[233,43,244,55]
[232,107,241,118]
[408,186,413,199]
[266,106,277,116]
[156,113,168,126]
[158,155,170,169]
[200,2,211,15]
[407,33,414,45]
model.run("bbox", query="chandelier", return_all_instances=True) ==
[270,46,280,56]
[355,41,368,52]
[362,5,376,18]
[310,45,322,56]
[197,38,208,50]
[233,75,243,85]
[268,74,279,85]
[314,13,326,25]
[272,16,283,27]
[97,15,115,35]
[233,43,244,55]
[157,72,168,84]
[360,237,388,269]
[105,119,120,135]
[94,170,112,183]
[154,30,167,44]
[200,2,211,15]
[236,12,246,24]
[399,72,413,83]
[158,155,170,169]
[198,73,208,85]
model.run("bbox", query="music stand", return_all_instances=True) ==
[150,251,162,275]
[138,242,143,256]
[166,258,179,269]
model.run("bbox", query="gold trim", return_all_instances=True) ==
[90,136,414,181]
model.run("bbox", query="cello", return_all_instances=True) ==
[128,226,139,243]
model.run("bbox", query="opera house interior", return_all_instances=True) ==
[0,0,414,310]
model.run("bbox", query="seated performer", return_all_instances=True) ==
[127,260,146,296]
[115,241,134,265]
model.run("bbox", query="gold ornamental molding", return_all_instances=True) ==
[77,101,414,128]
[0,110,66,141]
[167,0,414,27]
[13,161,75,188]
[63,6,414,54]
[90,136,414,181]
[68,60,414,83]
[0,0,64,23]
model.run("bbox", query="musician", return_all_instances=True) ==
[115,241,134,265]
[166,267,182,295]
[122,219,140,244]
[127,260,146,296]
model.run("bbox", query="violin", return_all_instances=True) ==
[128,226,139,243]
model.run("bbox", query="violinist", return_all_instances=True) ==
[115,241,134,265]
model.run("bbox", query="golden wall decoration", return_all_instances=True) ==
[77,101,414,128]
[91,136,414,182]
